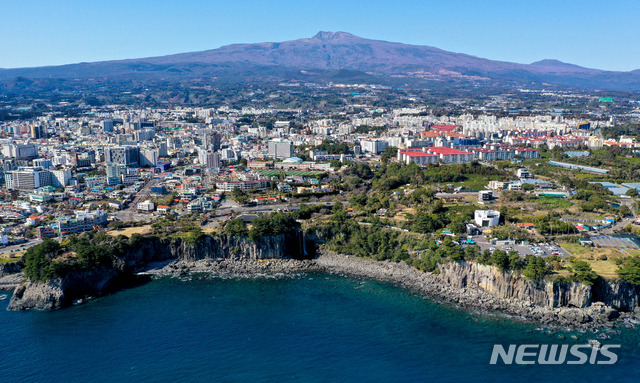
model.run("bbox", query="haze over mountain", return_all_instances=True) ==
[1,31,639,92]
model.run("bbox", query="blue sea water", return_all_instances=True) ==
[1,273,639,383]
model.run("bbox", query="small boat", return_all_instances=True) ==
[0,294,7,301]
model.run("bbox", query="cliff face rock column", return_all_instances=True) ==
[438,261,591,308]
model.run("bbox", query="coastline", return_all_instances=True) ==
[313,252,638,331]
[0,273,22,291]
[139,252,639,332]
[141,257,319,278]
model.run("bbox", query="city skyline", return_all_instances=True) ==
[2,0,640,71]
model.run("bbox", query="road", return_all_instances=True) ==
[0,239,43,258]
[125,178,159,213]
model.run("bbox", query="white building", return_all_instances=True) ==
[516,168,532,179]
[139,149,159,167]
[51,168,72,188]
[5,166,51,191]
[268,140,294,159]
[474,210,500,227]
[2,143,38,159]
[137,200,155,212]
[360,139,389,154]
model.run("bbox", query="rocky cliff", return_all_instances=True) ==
[438,261,592,308]
[436,261,640,313]
[316,254,632,328]
[592,279,640,311]
[8,233,310,311]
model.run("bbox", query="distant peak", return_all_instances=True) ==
[531,59,573,67]
[312,31,357,41]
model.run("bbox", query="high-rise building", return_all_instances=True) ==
[360,139,389,154]
[2,143,38,159]
[156,142,168,157]
[198,150,220,169]
[33,158,53,170]
[106,164,127,178]
[268,140,294,159]
[135,129,155,142]
[139,149,159,167]
[51,168,72,188]
[30,125,46,139]
[202,133,221,151]
[105,146,140,166]
[101,120,114,133]
[106,164,127,185]
[5,166,51,191]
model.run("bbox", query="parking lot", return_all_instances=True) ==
[472,236,571,258]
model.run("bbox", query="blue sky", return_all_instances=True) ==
[1,0,639,71]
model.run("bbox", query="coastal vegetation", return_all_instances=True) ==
[312,214,553,280]
[22,212,305,282]
[23,234,123,282]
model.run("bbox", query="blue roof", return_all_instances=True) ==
[548,161,609,174]
[590,182,629,196]
[622,183,640,191]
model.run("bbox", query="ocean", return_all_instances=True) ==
[1,272,639,382]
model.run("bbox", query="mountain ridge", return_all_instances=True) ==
[1,31,639,92]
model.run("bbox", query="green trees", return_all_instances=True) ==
[380,146,398,164]
[350,194,368,207]
[411,213,445,233]
[490,250,510,271]
[23,234,120,282]
[522,255,550,281]
[619,205,632,217]
[447,221,467,235]
[223,218,248,237]
[345,162,374,180]
[23,238,61,281]
[248,213,299,241]
[617,258,640,285]
[409,188,435,204]
[571,260,599,285]
[231,188,249,204]
[314,140,350,154]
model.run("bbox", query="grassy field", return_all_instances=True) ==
[559,242,640,279]
[1,250,25,261]
[534,197,573,208]
[107,225,153,238]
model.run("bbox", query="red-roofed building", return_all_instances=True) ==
[403,152,439,165]
[426,147,474,163]
[431,124,458,132]
[420,131,441,139]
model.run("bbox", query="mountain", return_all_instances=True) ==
[1,31,639,92]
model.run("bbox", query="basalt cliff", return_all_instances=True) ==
[6,235,640,330]
[8,232,311,311]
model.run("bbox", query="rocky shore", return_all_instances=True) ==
[0,272,22,291]
[142,257,319,278]
[6,239,640,332]
[314,252,639,331]
[0,262,22,291]
[136,252,639,331]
